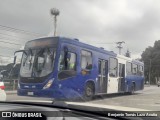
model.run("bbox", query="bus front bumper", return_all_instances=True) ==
[17,88,83,100]
[17,88,66,99]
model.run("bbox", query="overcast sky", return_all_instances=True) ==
[0,0,160,64]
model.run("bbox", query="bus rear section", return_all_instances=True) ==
[125,61,144,94]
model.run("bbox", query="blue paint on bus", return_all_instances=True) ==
[16,37,144,99]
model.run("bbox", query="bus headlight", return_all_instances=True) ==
[43,79,54,89]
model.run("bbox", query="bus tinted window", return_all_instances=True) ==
[132,63,138,75]
[126,62,132,75]
[98,60,102,74]
[59,51,76,71]
[20,48,56,77]
[58,51,77,80]
[109,58,118,77]
[68,53,76,70]
[34,48,55,77]
[81,50,92,70]
[138,65,144,76]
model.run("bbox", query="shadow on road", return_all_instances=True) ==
[94,92,141,100]
[66,92,142,102]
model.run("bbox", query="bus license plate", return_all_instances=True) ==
[28,92,34,95]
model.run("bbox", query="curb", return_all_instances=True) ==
[5,91,17,95]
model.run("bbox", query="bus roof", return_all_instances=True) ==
[26,36,117,56]
[25,36,143,65]
[59,37,117,56]
[117,54,143,65]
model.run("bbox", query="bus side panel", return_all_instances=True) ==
[80,49,99,95]
[125,75,144,92]
[55,43,98,99]
[134,76,144,91]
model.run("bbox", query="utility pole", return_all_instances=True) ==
[50,8,60,36]
[125,49,131,57]
[116,41,125,54]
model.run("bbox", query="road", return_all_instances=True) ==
[6,85,160,110]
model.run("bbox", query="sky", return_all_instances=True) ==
[0,0,159,64]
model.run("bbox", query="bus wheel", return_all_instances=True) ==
[84,83,94,101]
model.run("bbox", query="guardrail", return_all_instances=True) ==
[3,79,18,91]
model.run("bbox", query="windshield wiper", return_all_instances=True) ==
[47,48,55,66]
[14,50,27,56]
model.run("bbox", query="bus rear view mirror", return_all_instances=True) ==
[14,50,27,64]
[13,56,17,65]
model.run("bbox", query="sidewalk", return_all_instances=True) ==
[5,90,17,94]
[144,84,157,87]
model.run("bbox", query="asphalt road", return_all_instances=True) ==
[6,85,160,110]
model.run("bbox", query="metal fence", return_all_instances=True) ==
[3,79,18,91]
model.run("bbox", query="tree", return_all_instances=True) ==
[141,40,160,84]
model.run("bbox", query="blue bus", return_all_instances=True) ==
[14,37,144,100]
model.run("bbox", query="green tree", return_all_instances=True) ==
[141,40,160,84]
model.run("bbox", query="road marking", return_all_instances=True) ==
[66,102,150,111]
[130,98,157,101]
[137,103,160,107]
[11,100,150,111]
[11,100,53,103]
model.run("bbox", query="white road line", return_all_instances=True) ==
[66,102,150,111]
[11,100,52,103]
[10,100,150,111]
[137,103,160,107]
[130,98,157,101]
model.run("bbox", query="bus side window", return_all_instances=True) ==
[109,58,118,77]
[132,64,138,75]
[58,51,77,80]
[138,65,144,76]
[126,62,132,75]
[81,50,92,75]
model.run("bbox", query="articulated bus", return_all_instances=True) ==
[14,37,144,100]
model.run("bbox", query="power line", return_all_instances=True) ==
[0,32,32,40]
[0,39,22,46]
[0,33,33,40]
[0,36,24,43]
[0,28,40,37]
[0,24,44,36]
[0,46,19,51]
[0,55,13,58]
[0,24,42,36]
[96,42,115,44]
[0,36,27,44]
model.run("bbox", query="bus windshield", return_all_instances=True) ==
[20,47,56,77]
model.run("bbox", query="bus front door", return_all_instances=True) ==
[98,59,108,93]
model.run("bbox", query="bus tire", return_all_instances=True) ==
[84,83,94,101]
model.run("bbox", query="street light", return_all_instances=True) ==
[116,41,125,54]
[50,8,60,36]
